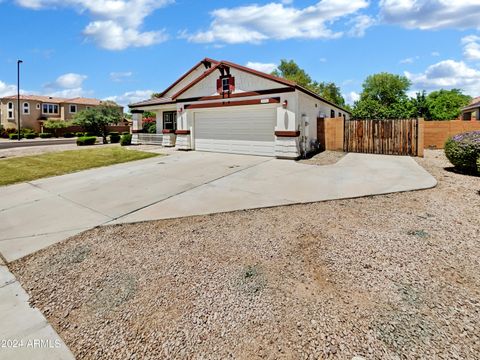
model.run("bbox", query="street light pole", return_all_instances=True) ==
[17,60,23,141]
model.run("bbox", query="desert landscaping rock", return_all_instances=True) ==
[9,150,480,359]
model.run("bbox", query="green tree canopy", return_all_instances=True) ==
[352,72,413,119]
[425,89,471,120]
[272,59,346,107]
[74,104,122,144]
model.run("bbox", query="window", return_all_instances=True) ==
[7,102,14,119]
[36,104,40,110]
[42,103,59,115]
[23,102,30,115]
[163,111,177,131]
[222,78,230,92]
[330,109,335,118]
[338,112,342,118]
[69,104,77,114]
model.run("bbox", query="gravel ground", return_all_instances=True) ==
[10,150,480,360]
[299,150,346,166]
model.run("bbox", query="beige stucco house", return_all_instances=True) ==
[461,97,480,120]
[129,58,350,159]
[0,95,108,132]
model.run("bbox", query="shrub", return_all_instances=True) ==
[76,136,97,146]
[109,132,121,143]
[21,128,36,135]
[444,131,480,174]
[24,133,37,139]
[39,133,53,138]
[9,133,24,140]
[75,132,85,137]
[122,131,130,136]
[63,132,75,138]
[85,132,98,137]
[120,133,132,146]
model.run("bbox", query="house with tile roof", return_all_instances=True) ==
[129,58,350,159]
[461,97,480,121]
[0,95,118,132]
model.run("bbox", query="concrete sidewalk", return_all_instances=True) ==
[0,264,74,360]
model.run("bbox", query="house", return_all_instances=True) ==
[129,58,350,159]
[0,95,112,132]
[461,97,480,121]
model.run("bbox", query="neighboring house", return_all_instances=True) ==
[0,95,112,132]
[461,97,480,121]
[129,58,350,159]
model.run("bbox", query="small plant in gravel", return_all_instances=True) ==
[239,265,266,294]
[93,273,137,314]
[407,230,429,238]
[444,131,480,175]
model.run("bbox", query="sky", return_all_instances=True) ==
[1,0,480,110]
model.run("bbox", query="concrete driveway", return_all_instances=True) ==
[0,151,436,262]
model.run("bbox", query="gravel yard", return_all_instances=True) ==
[298,150,346,166]
[10,150,480,359]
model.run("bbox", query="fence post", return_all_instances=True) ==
[417,118,424,157]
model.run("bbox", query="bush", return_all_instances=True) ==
[444,131,480,174]
[24,133,37,139]
[120,133,132,146]
[109,132,121,143]
[76,136,97,146]
[21,128,36,135]
[39,133,53,138]
[63,132,75,138]
[122,131,130,136]
[75,132,85,137]
[9,133,24,140]
[85,132,98,137]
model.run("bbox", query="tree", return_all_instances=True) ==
[272,59,346,107]
[411,91,430,119]
[352,72,413,119]
[312,82,346,107]
[43,119,68,138]
[74,103,122,144]
[425,89,471,120]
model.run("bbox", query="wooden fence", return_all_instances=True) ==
[343,119,419,156]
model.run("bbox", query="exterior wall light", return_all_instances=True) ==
[282,100,288,109]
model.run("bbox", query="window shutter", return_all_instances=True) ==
[229,77,235,92]
[216,78,222,94]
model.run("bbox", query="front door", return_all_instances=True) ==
[163,111,177,131]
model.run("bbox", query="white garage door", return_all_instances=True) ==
[194,106,276,156]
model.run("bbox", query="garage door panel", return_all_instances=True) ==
[194,107,276,156]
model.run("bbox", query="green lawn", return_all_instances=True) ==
[0,147,159,186]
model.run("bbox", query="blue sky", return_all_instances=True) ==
[1,0,480,109]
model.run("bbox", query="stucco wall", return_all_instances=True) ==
[163,65,210,98]
[177,67,286,99]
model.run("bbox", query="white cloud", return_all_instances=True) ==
[15,0,173,50]
[104,90,154,107]
[431,51,440,57]
[0,80,18,97]
[345,91,360,104]
[186,0,370,44]
[48,73,87,89]
[110,71,133,82]
[43,73,89,98]
[462,35,480,60]
[348,14,376,37]
[400,57,414,64]
[380,0,480,30]
[405,59,480,95]
[245,62,277,73]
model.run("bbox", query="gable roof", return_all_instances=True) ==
[1,95,110,106]
[130,58,351,114]
[158,58,219,98]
